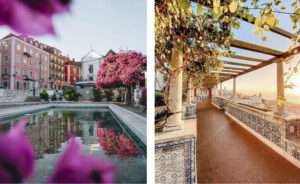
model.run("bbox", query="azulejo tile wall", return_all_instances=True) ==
[226,102,300,161]
[155,137,196,184]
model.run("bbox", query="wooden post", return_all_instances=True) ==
[276,61,285,115]
[233,77,236,102]
[163,47,183,131]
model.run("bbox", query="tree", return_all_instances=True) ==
[96,51,147,105]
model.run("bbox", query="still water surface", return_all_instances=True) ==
[0,108,146,183]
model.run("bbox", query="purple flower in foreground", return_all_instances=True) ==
[0,118,35,183]
[46,138,119,183]
[0,0,71,35]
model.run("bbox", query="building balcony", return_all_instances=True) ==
[2,74,8,79]
[23,52,32,57]
[22,75,28,80]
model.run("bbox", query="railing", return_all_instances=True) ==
[215,98,300,163]
[212,96,228,109]
[2,74,8,79]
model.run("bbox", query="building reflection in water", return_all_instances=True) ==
[0,109,142,161]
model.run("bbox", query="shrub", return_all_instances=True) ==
[63,87,80,101]
[92,88,104,102]
[51,93,57,101]
[155,92,165,107]
[104,89,114,101]
[40,88,49,101]
[139,88,147,107]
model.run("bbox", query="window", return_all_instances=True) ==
[17,44,21,51]
[54,50,56,54]
[16,55,20,63]
[89,65,93,73]
[74,68,76,74]
[23,82,27,90]
[35,62,38,68]
[45,66,47,70]
[4,43,8,50]
[16,81,20,90]
[45,56,47,61]
[30,71,33,77]
[23,70,27,76]
[4,68,8,75]
[29,60,33,66]
[16,68,20,75]
[4,55,8,62]
[35,72,38,79]
[41,63,43,69]
[35,52,38,58]
[23,58,27,64]
[30,49,33,56]
[45,74,47,80]
[3,81,8,88]
[24,46,27,53]
[89,77,93,81]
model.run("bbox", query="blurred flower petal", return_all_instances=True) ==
[0,118,35,183]
[0,0,71,35]
[47,138,119,183]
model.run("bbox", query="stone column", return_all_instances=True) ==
[233,77,236,102]
[276,61,285,115]
[219,82,223,97]
[187,78,192,105]
[163,47,183,131]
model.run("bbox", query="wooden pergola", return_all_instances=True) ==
[189,1,299,115]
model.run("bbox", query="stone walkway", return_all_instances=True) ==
[196,99,300,183]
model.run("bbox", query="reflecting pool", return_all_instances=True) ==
[0,108,146,183]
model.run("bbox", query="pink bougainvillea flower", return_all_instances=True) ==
[96,51,146,89]
[0,118,35,183]
[46,138,119,183]
[0,0,71,35]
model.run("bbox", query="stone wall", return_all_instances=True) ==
[225,102,300,165]
[0,89,38,102]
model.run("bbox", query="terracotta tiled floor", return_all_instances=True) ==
[196,99,300,183]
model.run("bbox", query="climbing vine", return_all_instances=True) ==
[155,0,300,123]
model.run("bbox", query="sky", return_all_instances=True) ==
[217,0,300,103]
[0,0,147,60]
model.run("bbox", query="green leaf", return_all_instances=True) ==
[247,14,254,23]
[229,0,238,13]
[197,3,205,15]
[178,0,190,10]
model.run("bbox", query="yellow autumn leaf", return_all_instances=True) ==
[264,25,270,32]
[254,27,262,35]
[280,4,286,10]
[261,35,267,41]
[229,0,238,13]
[254,17,262,27]
[197,3,205,15]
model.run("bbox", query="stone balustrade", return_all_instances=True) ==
[224,101,300,166]
[0,89,39,103]
[212,96,228,110]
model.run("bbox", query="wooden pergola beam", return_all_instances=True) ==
[231,39,283,56]
[228,54,266,62]
[238,15,294,39]
[223,66,246,71]
[222,46,300,82]
[222,60,255,67]
[222,69,240,73]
